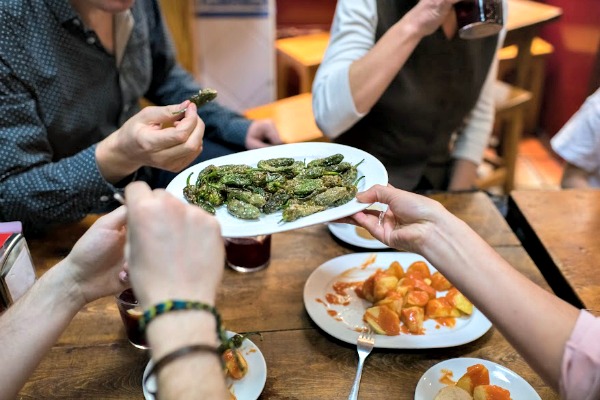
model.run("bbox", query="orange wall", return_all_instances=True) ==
[540,0,600,136]
[276,0,336,31]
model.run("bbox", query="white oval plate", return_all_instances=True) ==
[303,252,492,349]
[142,331,267,400]
[414,358,541,400]
[165,143,388,238]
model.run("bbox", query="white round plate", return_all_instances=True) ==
[142,331,267,400]
[328,203,389,249]
[303,252,492,349]
[166,142,388,238]
[414,358,541,399]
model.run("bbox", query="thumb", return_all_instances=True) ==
[139,101,192,124]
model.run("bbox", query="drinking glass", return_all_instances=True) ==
[224,235,271,273]
[455,0,503,39]
[115,288,148,349]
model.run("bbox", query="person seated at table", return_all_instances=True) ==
[0,0,281,233]
[312,0,506,192]
[341,184,600,400]
[0,182,229,399]
[551,87,600,189]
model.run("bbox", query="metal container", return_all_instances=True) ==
[0,233,36,311]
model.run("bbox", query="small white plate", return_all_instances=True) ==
[303,252,492,349]
[165,142,388,238]
[414,358,541,399]
[142,331,267,400]
[328,203,389,249]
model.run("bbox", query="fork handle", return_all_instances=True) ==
[348,356,366,400]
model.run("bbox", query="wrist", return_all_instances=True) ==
[95,134,139,183]
[136,288,217,311]
[147,312,220,359]
[42,260,88,314]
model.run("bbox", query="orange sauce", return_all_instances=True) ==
[355,226,375,240]
[332,281,362,296]
[481,385,511,399]
[435,317,456,328]
[359,254,377,269]
[439,369,456,385]
[325,293,348,305]
[466,364,490,387]
[327,310,338,317]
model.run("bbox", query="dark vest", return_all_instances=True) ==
[335,0,498,190]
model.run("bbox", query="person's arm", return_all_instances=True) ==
[312,0,460,138]
[346,185,579,389]
[450,0,507,190]
[0,59,118,227]
[551,88,600,189]
[0,209,128,399]
[560,163,592,189]
[95,102,204,182]
[124,182,228,399]
[447,158,478,190]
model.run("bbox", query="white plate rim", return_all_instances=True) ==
[165,142,388,238]
[142,331,267,400]
[413,357,542,400]
[303,252,492,349]
[328,223,389,249]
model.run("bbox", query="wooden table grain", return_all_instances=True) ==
[20,193,559,399]
[508,190,600,311]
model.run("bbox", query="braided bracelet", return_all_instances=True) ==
[139,300,227,345]
[144,344,220,396]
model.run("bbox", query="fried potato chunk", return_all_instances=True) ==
[446,288,474,315]
[364,305,400,336]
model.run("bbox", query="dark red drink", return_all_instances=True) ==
[455,0,503,39]
[116,289,148,349]
[225,235,271,272]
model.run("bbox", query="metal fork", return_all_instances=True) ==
[348,327,375,400]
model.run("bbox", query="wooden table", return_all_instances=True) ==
[507,190,600,311]
[21,192,559,399]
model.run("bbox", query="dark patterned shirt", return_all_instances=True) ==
[0,0,250,229]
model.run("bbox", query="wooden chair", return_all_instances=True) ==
[476,82,533,193]
[275,32,330,98]
[497,37,554,134]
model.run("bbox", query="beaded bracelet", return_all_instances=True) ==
[144,344,220,396]
[140,300,227,345]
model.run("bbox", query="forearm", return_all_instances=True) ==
[0,261,83,398]
[421,211,578,388]
[349,18,422,114]
[448,158,478,190]
[146,313,228,399]
[0,147,115,228]
[560,163,591,189]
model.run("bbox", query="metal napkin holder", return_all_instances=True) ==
[0,232,37,311]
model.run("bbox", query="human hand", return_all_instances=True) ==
[124,182,224,308]
[96,101,205,183]
[405,0,461,38]
[61,207,128,306]
[340,184,449,253]
[245,119,283,149]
